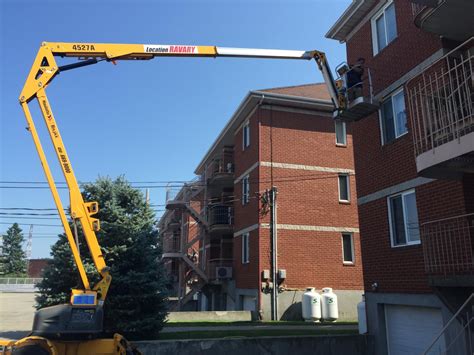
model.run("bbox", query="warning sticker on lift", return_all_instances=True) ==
[144,45,197,54]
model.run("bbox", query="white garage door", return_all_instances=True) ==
[385,305,445,355]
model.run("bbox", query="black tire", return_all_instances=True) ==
[12,344,51,355]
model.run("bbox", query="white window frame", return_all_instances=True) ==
[242,175,250,205]
[242,121,250,150]
[371,0,397,55]
[338,174,350,203]
[335,120,347,146]
[379,88,408,145]
[242,232,250,264]
[342,233,355,265]
[387,189,420,248]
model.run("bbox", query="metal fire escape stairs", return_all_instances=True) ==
[165,182,209,310]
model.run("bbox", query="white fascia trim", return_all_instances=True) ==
[234,224,259,237]
[234,161,260,184]
[260,161,354,174]
[195,91,332,175]
[261,223,360,233]
[252,91,333,111]
[346,1,386,43]
[195,92,254,174]
[326,0,366,41]
[260,105,333,117]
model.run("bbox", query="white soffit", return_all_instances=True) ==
[326,0,378,42]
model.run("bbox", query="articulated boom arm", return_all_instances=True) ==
[20,42,340,305]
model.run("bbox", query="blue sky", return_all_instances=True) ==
[0,0,350,258]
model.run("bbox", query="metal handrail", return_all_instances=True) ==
[335,62,375,105]
[407,36,474,157]
[423,293,474,354]
[0,277,43,284]
[422,213,474,226]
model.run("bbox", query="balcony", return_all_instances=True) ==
[412,0,474,42]
[407,38,474,179]
[208,205,234,235]
[206,150,235,190]
[207,258,233,282]
[421,213,474,286]
[162,233,181,258]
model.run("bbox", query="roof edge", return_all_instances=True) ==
[325,0,366,41]
[193,91,333,175]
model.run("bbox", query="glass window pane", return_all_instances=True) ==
[382,98,395,143]
[243,124,250,148]
[376,14,386,51]
[339,175,349,201]
[335,121,346,145]
[393,91,407,137]
[390,195,406,245]
[343,234,354,262]
[385,3,398,44]
[404,193,420,242]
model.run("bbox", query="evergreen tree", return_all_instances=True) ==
[0,223,27,276]
[36,177,168,339]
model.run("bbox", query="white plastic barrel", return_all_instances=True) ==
[357,294,367,334]
[301,287,321,322]
[321,287,338,321]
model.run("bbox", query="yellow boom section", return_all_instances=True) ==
[20,42,339,305]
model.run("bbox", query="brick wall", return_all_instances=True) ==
[343,0,471,295]
[346,0,442,95]
[232,106,363,291]
[233,230,260,289]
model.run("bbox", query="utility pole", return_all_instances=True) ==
[270,186,278,321]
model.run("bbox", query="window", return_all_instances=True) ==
[388,190,420,247]
[335,120,347,146]
[242,121,250,149]
[342,233,355,264]
[380,89,407,144]
[242,175,250,205]
[242,233,249,264]
[372,1,397,54]
[338,174,350,202]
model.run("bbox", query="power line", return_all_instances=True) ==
[0,171,352,189]
[0,222,62,227]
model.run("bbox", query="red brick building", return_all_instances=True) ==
[158,83,364,320]
[327,0,473,353]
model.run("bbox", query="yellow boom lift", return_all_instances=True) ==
[0,42,352,354]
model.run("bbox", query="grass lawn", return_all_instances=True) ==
[164,320,358,327]
[159,328,358,340]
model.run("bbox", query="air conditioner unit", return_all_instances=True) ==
[216,266,232,279]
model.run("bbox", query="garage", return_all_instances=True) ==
[385,305,445,354]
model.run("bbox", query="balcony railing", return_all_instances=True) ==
[208,205,234,227]
[421,213,474,277]
[411,3,427,18]
[163,233,180,254]
[407,38,474,160]
[0,277,43,292]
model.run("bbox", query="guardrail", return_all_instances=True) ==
[208,205,234,226]
[423,293,474,354]
[0,277,43,292]
[407,37,474,158]
[421,213,474,276]
[162,233,181,254]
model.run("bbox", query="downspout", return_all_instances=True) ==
[257,94,265,320]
